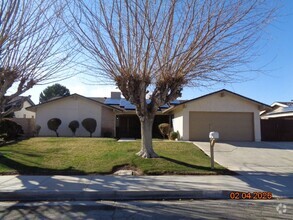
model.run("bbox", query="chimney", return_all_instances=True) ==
[111,92,121,99]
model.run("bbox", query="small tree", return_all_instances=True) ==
[47,118,62,137]
[68,120,79,136]
[82,118,97,137]
[39,84,70,103]
[158,123,171,139]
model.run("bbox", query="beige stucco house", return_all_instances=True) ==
[27,89,270,141]
[27,94,121,137]
[164,89,270,141]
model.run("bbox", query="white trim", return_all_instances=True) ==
[271,102,288,108]
[261,112,293,119]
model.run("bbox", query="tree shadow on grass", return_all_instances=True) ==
[0,139,24,148]
[159,156,236,175]
[0,154,86,175]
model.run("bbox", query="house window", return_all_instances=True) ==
[23,114,26,118]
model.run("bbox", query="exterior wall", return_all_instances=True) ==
[14,101,36,118]
[172,108,184,139]
[101,106,115,137]
[35,96,102,137]
[172,92,261,141]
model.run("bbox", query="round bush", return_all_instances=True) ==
[169,131,179,140]
[82,118,97,137]
[47,118,62,137]
[68,120,79,136]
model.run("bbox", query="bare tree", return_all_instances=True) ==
[0,0,74,118]
[66,0,275,158]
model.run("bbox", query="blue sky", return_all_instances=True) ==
[24,1,293,105]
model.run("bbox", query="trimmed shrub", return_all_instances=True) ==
[169,131,179,141]
[47,118,62,137]
[0,119,24,141]
[34,124,41,136]
[82,118,97,137]
[68,120,79,136]
[158,123,171,139]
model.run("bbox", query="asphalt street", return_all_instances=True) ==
[0,199,292,219]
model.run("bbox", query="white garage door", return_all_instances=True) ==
[189,112,254,141]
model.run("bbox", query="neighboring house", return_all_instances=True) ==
[27,94,121,137]
[261,102,293,141]
[27,89,270,141]
[164,89,270,141]
[6,96,35,118]
[4,96,36,137]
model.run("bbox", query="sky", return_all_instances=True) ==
[22,0,293,105]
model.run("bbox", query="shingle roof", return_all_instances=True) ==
[5,96,34,112]
[7,96,34,106]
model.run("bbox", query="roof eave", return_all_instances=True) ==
[261,112,293,119]
[26,94,123,112]
[170,89,271,111]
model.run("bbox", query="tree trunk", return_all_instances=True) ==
[136,115,159,158]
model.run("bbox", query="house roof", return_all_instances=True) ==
[261,101,293,119]
[26,93,182,113]
[103,98,182,111]
[5,96,35,113]
[26,93,122,112]
[163,89,271,113]
[7,96,35,106]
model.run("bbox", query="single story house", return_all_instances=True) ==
[4,96,36,137]
[27,94,121,137]
[261,102,293,141]
[5,96,35,119]
[27,89,270,141]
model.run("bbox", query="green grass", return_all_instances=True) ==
[0,137,232,175]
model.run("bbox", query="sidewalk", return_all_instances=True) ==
[0,174,286,201]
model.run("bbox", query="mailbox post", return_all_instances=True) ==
[209,131,219,169]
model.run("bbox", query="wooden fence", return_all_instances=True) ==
[261,118,293,141]
[10,118,36,137]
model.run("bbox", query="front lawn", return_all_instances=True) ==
[0,138,231,175]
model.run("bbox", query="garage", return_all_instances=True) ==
[189,112,254,141]
[166,89,270,141]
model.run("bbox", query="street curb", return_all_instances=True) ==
[0,190,232,201]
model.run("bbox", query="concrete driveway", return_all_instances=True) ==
[193,141,293,174]
[193,142,293,197]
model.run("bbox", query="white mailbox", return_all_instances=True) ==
[209,131,219,140]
